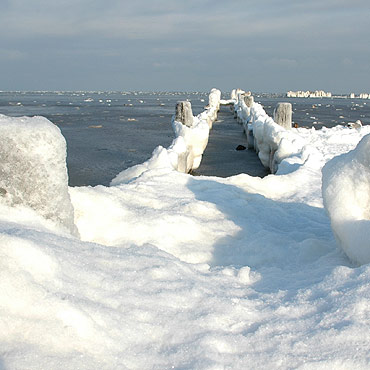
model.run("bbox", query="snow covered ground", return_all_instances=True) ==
[1,94,370,369]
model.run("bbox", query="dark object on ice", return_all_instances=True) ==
[347,120,362,129]
[236,145,246,151]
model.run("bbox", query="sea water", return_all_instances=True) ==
[0,91,207,186]
[1,91,369,186]
[257,94,370,129]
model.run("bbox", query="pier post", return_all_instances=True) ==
[175,101,194,128]
[246,126,254,149]
[244,96,254,108]
[273,102,292,130]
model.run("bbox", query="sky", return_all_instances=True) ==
[0,0,369,93]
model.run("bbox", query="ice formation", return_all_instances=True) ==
[1,89,370,369]
[111,89,221,185]
[322,134,370,265]
[231,92,320,174]
[0,114,78,235]
[273,102,292,130]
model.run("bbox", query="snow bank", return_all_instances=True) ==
[322,134,370,265]
[111,89,221,184]
[2,156,370,369]
[0,114,78,236]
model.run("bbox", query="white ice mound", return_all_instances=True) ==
[0,114,78,236]
[111,145,173,185]
[322,134,370,265]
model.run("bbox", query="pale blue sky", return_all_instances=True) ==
[1,0,369,93]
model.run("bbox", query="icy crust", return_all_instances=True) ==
[111,89,221,185]
[322,134,370,265]
[0,114,78,236]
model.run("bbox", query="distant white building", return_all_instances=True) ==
[287,90,332,98]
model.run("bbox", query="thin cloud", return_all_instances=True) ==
[0,0,369,91]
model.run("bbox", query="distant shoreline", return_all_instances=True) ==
[287,90,370,100]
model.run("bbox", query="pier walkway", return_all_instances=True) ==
[193,106,269,178]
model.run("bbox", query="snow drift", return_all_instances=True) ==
[322,134,370,265]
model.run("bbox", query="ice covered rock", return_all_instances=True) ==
[0,114,78,236]
[322,134,370,265]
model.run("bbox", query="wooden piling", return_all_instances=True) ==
[244,96,254,108]
[175,101,194,128]
[273,102,292,130]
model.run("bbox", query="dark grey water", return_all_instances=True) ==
[256,95,370,129]
[0,91,208,186]
[1,91,369,186]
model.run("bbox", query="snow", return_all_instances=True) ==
[1,92,370,369]
[322,134,370,265]
[0,114,78,236]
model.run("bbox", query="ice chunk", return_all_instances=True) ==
[0,114,78,236]
[322,134,370,265]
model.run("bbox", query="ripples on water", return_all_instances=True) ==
[257,95,370,129]
[1,91,369,186]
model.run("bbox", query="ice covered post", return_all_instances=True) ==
[208,88,221,112]
[244,96,255,149]
[0,114,79,236]
[273,102,292,130]
[244,95,254,108]
[175,101,194,128]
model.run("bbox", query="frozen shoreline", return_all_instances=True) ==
[1,89,370,369]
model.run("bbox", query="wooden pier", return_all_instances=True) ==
[192,105,269,178]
